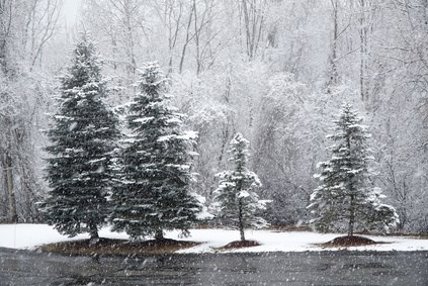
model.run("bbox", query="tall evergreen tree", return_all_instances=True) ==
[110,62,200,240]
[213,133,267,241]
[41,40,119,241]
[308,104,398,236]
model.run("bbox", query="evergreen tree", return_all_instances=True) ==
[308,104,398,236]
[213,133,267,241]
[110,62,200,240]
[41,40,119,241]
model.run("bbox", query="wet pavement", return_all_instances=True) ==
[0,248,427,285]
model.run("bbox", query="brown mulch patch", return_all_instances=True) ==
[319,235,383,248]
[40,237,200,256]
[218,240,261,250]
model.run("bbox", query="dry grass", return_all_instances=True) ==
[40,238,201,256]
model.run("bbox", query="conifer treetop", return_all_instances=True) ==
[328,103,371,143]
[229,132,250,163]
[62,40,103,91]
[137,62,168,89]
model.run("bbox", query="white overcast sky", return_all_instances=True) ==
[61,0,82,25]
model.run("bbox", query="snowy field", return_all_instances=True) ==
[0,224,427,253]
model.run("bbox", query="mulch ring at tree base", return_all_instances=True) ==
[217,240,261,250]
[318,235,390,248]
[40,237,201,256]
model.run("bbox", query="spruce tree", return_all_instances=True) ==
[214,133,267,241]
[41,40,119,241]
[110,62,200,240]
[308,104,398,236]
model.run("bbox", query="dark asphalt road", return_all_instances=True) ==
[0,248,427,285]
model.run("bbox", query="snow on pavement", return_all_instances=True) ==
[0,224,427,253]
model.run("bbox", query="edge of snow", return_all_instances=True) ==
[0,224,427,254]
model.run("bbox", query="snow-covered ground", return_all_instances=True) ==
[0,224,427,253]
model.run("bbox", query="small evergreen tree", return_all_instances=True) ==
[214,133,267,241]
[41,40,119,241]
[308,103,398,236]
[110,62,200,240]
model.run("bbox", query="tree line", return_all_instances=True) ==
[40,39,398,242]
[0,0,426,234]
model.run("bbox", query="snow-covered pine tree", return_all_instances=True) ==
[308,103,398,236]
[110,62,200,240]
[213,133,267,241]
[41,40,119,241]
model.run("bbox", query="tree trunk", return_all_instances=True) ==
[124,1,136,78]
[89,223,99,244]
[348,194,355,237]
[0,0,11,75]
[358,0,369,102]
[4,153,17,223]
[346,131,355,236]
[327,0,339,93]
[178,6,194,74]
[346,129,354,237]
[217,125,229,167]
[155,229,164,241]
[218,68,233,166]
[238,198,245,241]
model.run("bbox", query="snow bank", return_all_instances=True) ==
[173,229,428,253]
[0,224,127,249]
[0,224,427,253]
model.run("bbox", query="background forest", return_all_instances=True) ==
[0,0,427,233]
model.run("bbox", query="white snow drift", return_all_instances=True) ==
[0,224,427,253]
